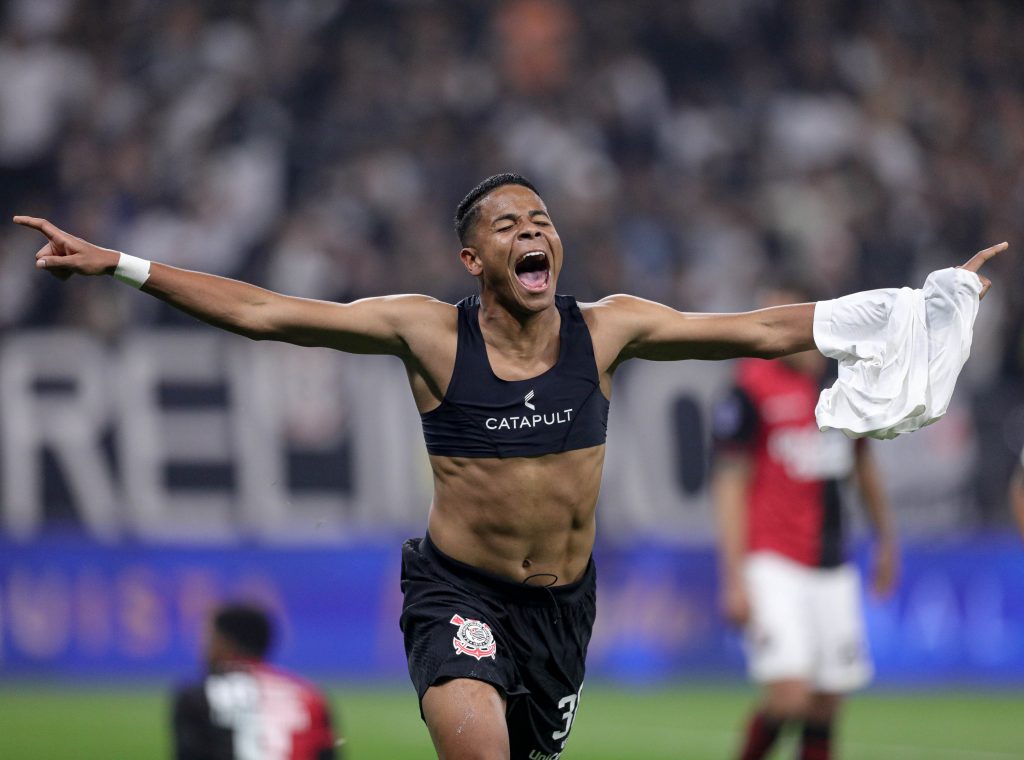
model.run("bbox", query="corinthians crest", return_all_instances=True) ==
[450,614,497,660]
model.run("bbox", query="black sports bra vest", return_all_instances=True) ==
[420,295,610,458]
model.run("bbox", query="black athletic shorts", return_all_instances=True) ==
[400,534,597,759]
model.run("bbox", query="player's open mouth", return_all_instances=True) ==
[514,250,550,292]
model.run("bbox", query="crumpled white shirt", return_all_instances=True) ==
[813,267,983,439]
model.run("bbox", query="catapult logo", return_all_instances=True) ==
[484,389,574,431]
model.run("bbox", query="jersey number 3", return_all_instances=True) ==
[551,690,581,746]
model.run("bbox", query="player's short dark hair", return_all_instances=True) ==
[454,172,541,245]
[213,603,274,659]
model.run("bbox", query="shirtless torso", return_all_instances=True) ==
[15,175,1000,760]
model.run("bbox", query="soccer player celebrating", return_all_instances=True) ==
[15,174,1003,760]
[711,282,898,760]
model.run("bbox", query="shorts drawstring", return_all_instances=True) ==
[524,573,560,624]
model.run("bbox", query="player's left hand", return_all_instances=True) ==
[959,242,1008,300]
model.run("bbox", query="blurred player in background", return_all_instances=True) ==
[711,281,899,760]
[14,175,1000,760]
[1009,445,1024,540]
[172,603,339,760]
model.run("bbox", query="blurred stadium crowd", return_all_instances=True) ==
[2,0,1024,527]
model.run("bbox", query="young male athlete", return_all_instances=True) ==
[711,283,898,760]
[172,603,338,760]
[14,173,1003,760]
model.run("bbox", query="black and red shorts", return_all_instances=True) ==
[400,534,596,759]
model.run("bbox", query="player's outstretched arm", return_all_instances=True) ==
[14,216,445,356]
[595,242,1007,364]
[591,294,817,363]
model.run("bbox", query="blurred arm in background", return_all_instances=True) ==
[1009,448,1024,540]
[853,440,899,597]
[712,449,753,629]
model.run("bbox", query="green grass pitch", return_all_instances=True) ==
[0,682,1021,758]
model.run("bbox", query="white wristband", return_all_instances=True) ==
[113,252,151,289]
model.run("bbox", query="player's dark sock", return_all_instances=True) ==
[737,711,784,760]
[799,720,833,760]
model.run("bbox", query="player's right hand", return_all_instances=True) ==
[13,216,120,280]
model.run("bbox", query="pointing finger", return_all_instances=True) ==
[961,241,1008,273]
[13,215,65,241]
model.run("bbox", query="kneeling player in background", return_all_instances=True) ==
[172,603,339,760]
[710,283,899,760]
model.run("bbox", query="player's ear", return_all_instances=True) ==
[460,246,482,276]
